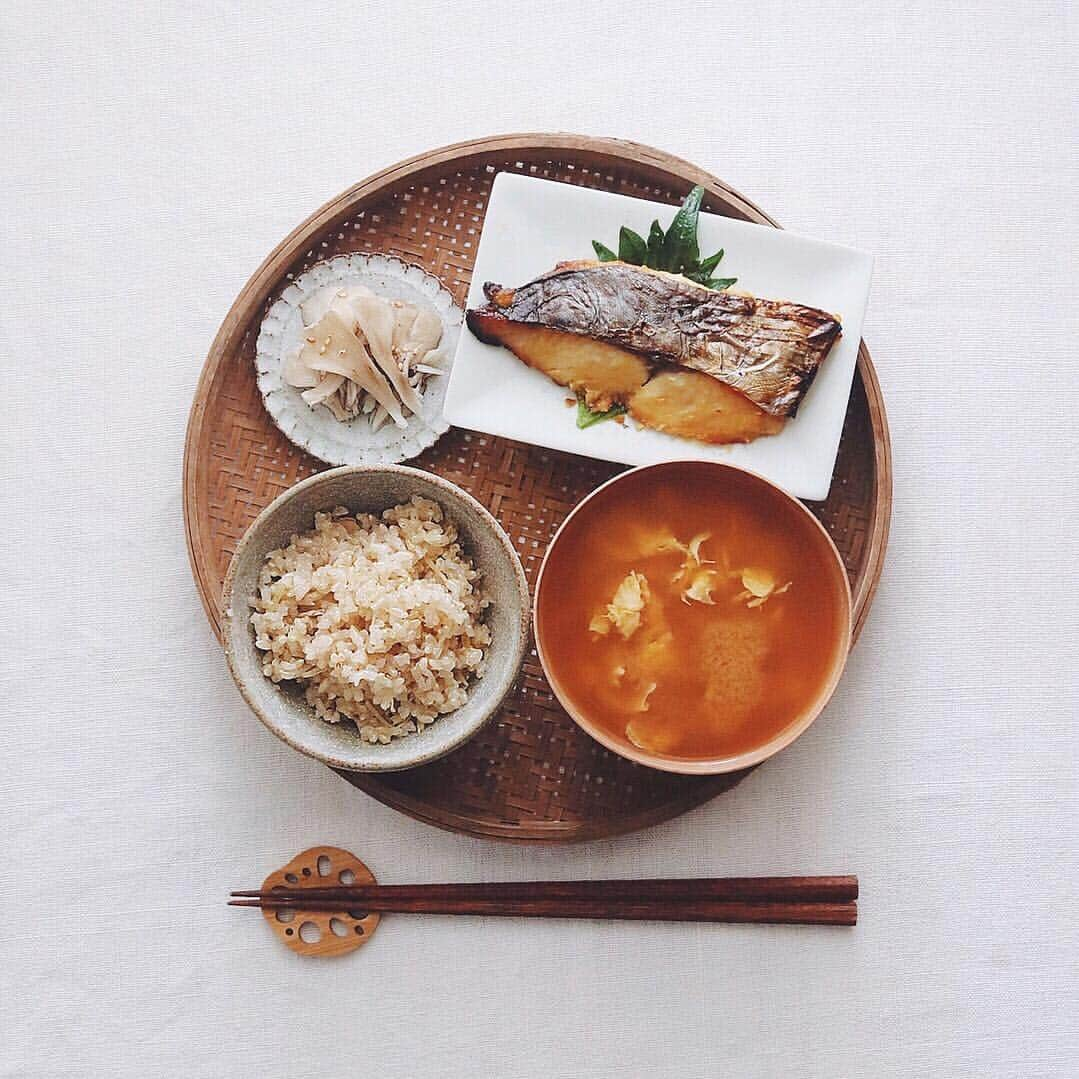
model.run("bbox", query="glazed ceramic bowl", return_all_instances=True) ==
[533,460,852,776]
[222,465,529,771]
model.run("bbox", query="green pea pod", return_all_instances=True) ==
[592,240,618,262]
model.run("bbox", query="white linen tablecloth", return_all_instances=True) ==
[2,2,1076,1076]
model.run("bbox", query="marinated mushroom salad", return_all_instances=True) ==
[284,285,445,427]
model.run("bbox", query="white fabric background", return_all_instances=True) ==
[2,2,1076,1076]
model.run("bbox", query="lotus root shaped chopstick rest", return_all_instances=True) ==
[261,846,379,957]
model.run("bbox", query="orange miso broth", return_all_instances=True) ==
[535,462,850,767]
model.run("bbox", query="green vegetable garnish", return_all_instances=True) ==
[591,185,735,288]
[618,226,648,265]
[693,249,724,277]
[661,185,702,273]
[646,219,665,267]
[576,397,627,429]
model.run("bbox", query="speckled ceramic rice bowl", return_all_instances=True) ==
[221,466,529,771]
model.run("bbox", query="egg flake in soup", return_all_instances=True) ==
[589,571,650,639]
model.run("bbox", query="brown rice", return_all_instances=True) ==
[250,496,490,743]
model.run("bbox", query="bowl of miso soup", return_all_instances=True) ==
[534,461,852,774]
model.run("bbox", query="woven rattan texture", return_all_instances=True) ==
[186,140,889,841]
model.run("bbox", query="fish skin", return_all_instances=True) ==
[469,261,841,418]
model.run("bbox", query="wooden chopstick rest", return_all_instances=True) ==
[259,846,379,957]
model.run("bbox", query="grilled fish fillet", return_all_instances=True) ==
[468,260,841,422]
[628,369,784,443]
[467,319,649,413]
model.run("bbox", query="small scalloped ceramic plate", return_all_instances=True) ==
[256,254,462,466]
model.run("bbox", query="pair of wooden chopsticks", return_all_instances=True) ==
[230,876,857,925]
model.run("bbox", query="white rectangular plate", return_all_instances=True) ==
[443,172,873,500]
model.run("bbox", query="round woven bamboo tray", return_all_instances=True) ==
[184,134,891,843]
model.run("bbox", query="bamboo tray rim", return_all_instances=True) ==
[183,133,892,841]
